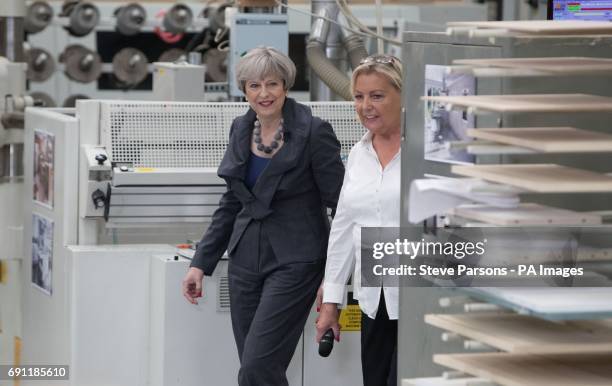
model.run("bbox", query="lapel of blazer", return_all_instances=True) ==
[217,108,265,216]
[217,98,310,218]
[217,107,256,181]
[251,98,309,208]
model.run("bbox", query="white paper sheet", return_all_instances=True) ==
[408,178,521,223]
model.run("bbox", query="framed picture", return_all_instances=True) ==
[32,213,54,295]
[424,64,476,164]
[33,130,55,208]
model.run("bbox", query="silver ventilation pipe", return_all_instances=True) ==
[308,1,369,101]
[0,0,25,180]
[0,0,25,62]
[343,33,368,70]
[308,0,350,101]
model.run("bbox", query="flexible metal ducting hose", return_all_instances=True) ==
[306,39,352,101]
[343,33,368,70]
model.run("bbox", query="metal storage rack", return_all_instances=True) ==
[398,25,612,384]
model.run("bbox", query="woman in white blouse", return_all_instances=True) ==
[316,54,402,386]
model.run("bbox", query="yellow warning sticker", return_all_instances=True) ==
[14,336,21,365]
[0,261,6,284]
[338,304,361,331]
[135,167,155,172]
[15,336,21,386]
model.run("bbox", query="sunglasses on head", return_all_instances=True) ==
[359,55,399,66]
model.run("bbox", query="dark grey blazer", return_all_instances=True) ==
[191,98,345,275]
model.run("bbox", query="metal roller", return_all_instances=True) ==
[112,47,149,87]
[59,44,102,83]
[202,49,227,82]
[114,3,146,36]
[63,94,89,108]
[61,1,100,37]
[202,2,229,33]
[26,47,55,82]
[163,3,193,34]
[0,144,24,179]
[158,48,186,63]
[24,1,53,34]
[0,10,25,61]
[29,91,56,107]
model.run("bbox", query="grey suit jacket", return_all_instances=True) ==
[191,98,345,275]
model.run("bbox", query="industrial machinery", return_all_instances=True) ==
[0,54,28,371]
[20,100,366,385]
[22,1,489,103]
[0,0,29,370]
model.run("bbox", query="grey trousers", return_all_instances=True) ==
[228,226,323,386]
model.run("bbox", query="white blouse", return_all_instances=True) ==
[322,131,401,320]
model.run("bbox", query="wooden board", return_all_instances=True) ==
[420,94,612,113]
[451,203,602,225]
[467,127,612,153]
[446,20,612,35]
[464,288,612,318]
[402,377,489,386]
[434,352,612,386]
[451,164,612,193]
[453,57,612,75]
[425,313,612,354]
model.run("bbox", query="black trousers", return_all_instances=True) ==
[361,292,398,386]
[228,223,323,386]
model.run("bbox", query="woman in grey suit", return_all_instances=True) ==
[182,46,345,386]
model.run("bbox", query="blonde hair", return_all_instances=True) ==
[350,55,403,95]
[235,46,296,93]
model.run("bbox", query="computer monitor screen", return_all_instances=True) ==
[548,0,612,21]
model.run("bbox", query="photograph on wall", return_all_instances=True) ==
[424,64,476,164]
[33,130,55,207]
[32,213,54,295]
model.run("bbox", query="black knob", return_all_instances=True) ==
[95,153,107,165]
[91,189,106,209]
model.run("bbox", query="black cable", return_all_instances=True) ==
[185,25,209,53]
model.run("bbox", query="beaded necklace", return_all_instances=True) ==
[253,118,283,154]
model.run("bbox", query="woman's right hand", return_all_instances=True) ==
[182,267,204,305]
[316,303,341,343]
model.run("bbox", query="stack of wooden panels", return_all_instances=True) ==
[420,94,612,114]
[427,313,612,385]
[451,203,602,225]
[453,57,612,76]
[402,377,491,386]
[425,313,612,354]
[425,61,612,221]
[461,288,612,320]
[434,352,612,386]
[466,127,612,153]
[450,164,612,193]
